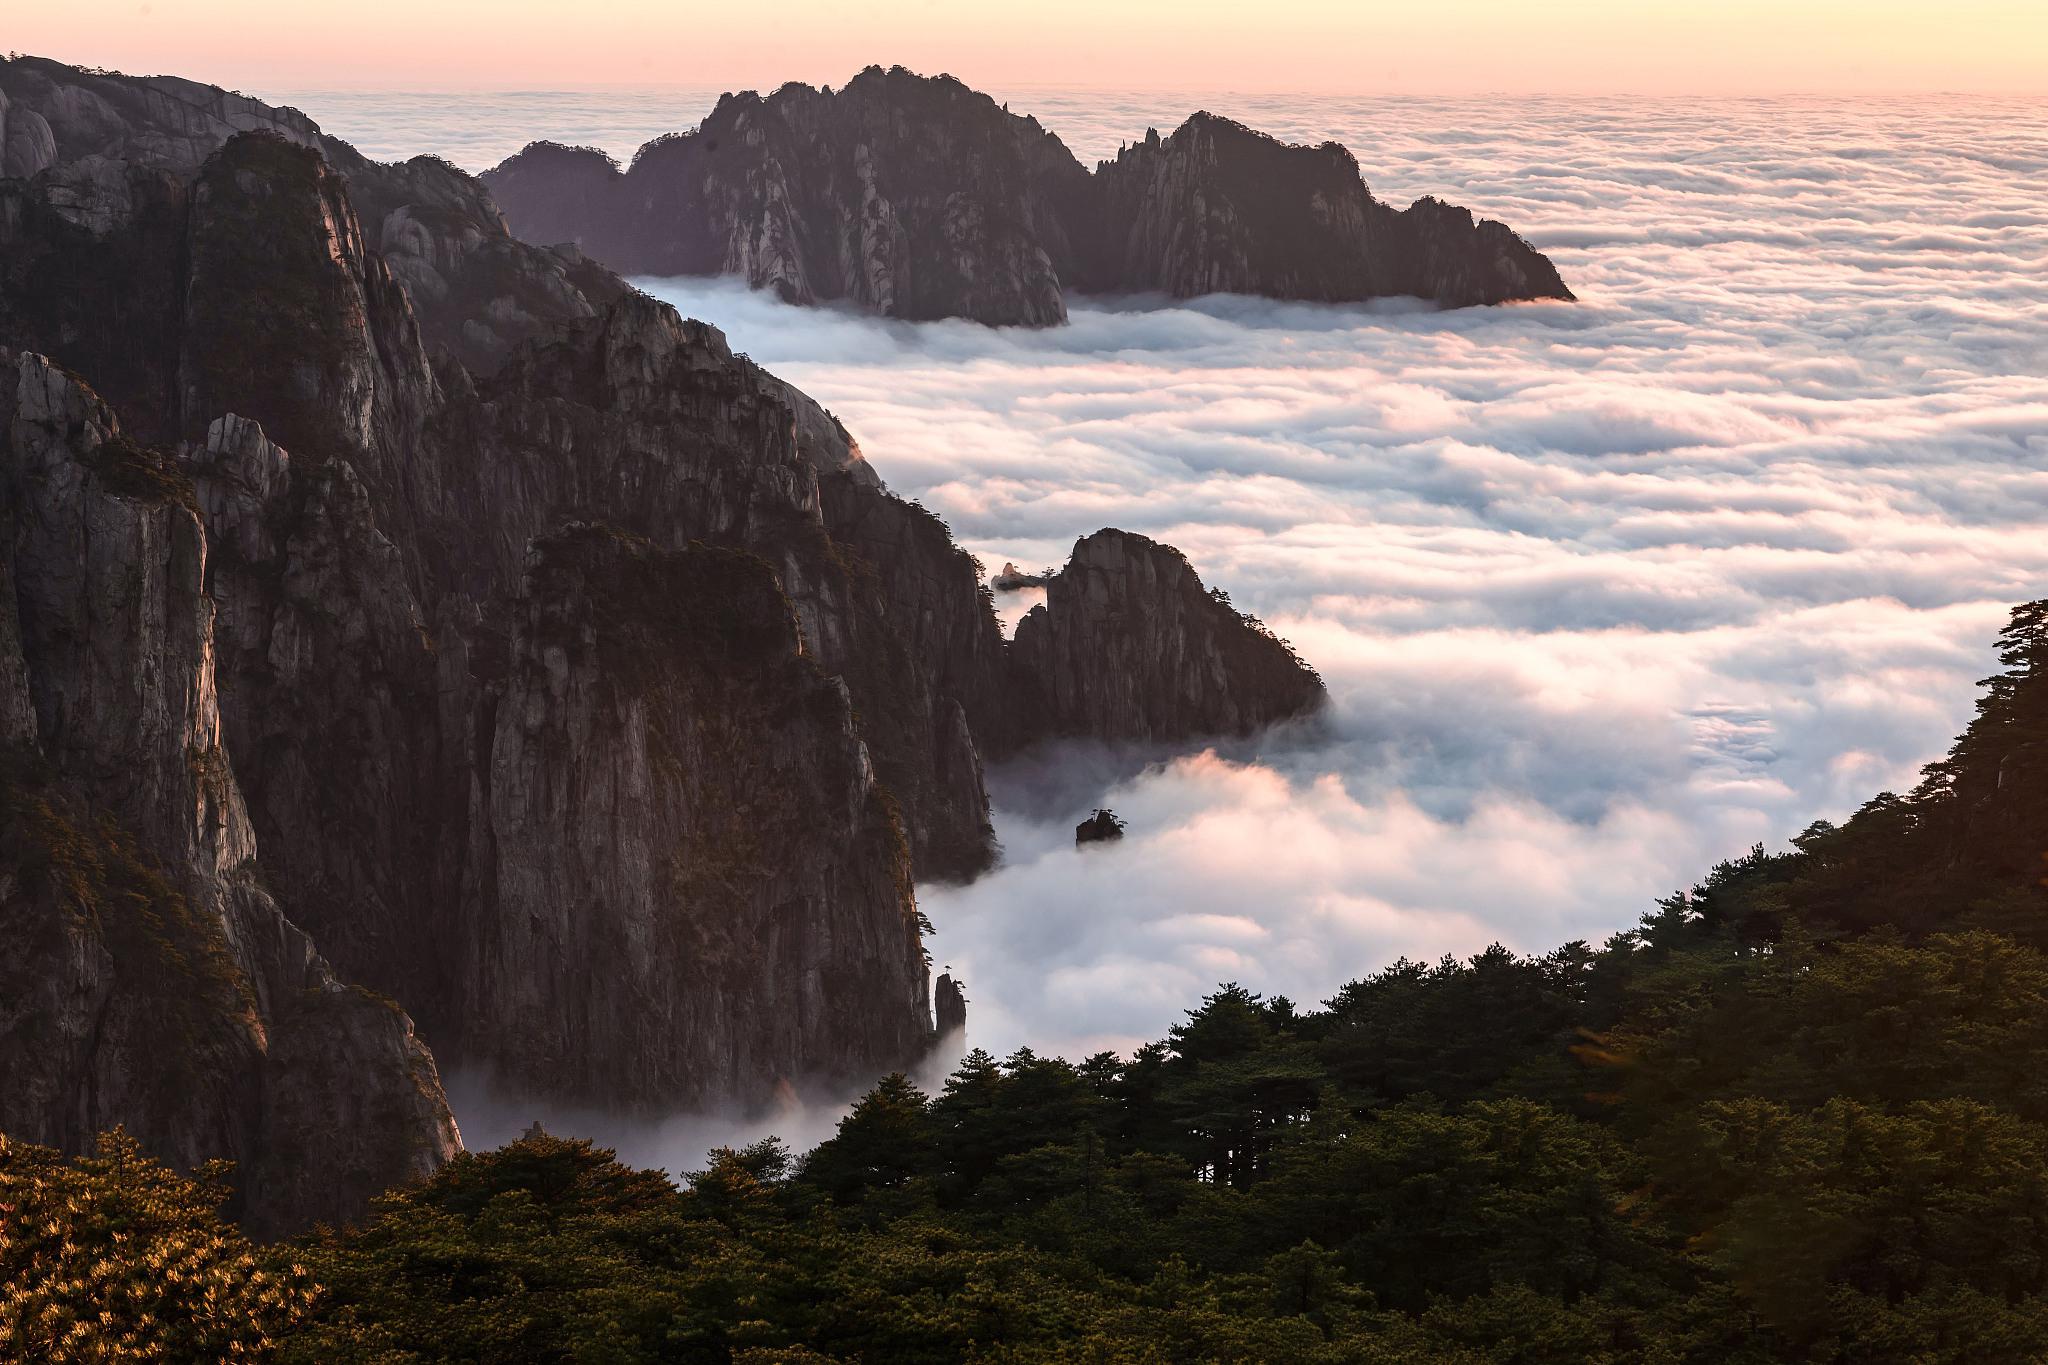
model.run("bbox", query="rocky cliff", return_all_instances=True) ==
[483,66,1571,324]
[0,54,966,1184]
[1013,530,1325,742]
[934,973,968,1040]
[485,70,1088,325]
[464,528,930,1108]
[0,351,460,1238]
[0,55,1332,1224]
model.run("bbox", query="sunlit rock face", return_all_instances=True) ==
[481,66,1570,324]
[1014,529,1326,744]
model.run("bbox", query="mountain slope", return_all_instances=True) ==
[0,53,1329,1221]
[264,597,2048,1359]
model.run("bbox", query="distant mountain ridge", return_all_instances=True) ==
[482,66,1573,325]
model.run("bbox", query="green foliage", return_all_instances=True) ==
[270,930,2048,1358]
[0,1130,314,1362]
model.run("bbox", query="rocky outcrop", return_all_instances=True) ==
[483,66,1570,324]
[0,55,622,380]
[1076,809,1127,845]
[0,57,322,179]
[0,352,459,1237]
[0,55,959,1145]
[1014,530,1325,742]
[815,474,1010,875]
[934,973,967,1039]
[486,71,1088,325]
[991,562,1049,592]
[1087,114,1571,310]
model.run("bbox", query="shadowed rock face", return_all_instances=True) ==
[483,66,1571,324]
[0,55,1335,1224]
[1086,114,1574,310]
[934,973,967,1040]
[0,54,955,1216]
[1014,530,1326,743]
[486,70,1089,325]
[0,352,460,1238]
[1075,810,1127,846]
[465,529,930,1108]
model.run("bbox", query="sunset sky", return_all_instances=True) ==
[14,0,2048,95]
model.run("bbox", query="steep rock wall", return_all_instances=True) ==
[0,57,1344,1198]
[0,58,962,1141]
[0,352,459,1236]
[462,528,930,1106]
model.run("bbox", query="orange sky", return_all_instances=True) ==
[13,0,2048,95]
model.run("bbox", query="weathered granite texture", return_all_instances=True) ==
[0,55,949,1149]
[464,528,929,1107]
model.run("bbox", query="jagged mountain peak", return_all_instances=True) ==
[483,68,1569,323]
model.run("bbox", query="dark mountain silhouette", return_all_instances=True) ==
[483,66,1573,325]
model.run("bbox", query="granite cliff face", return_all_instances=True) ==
[483,66,1571,324]
[1014,529,1325,742]
[1,53,952,1060]
[465,529,930,1108]
[0,54,962,1173]
[0,352,459,1238]
[0,55,1333,1223]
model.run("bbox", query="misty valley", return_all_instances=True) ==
[4,46,2048,1365]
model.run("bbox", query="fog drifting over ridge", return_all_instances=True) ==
[299,90,2048,1142]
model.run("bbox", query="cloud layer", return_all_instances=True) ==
[306,91,2048,1118]
[631,96,2048,1059]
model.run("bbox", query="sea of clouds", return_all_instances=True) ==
[286,86,2048,1153]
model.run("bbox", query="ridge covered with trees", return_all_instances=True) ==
[14,604,2048,1361]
